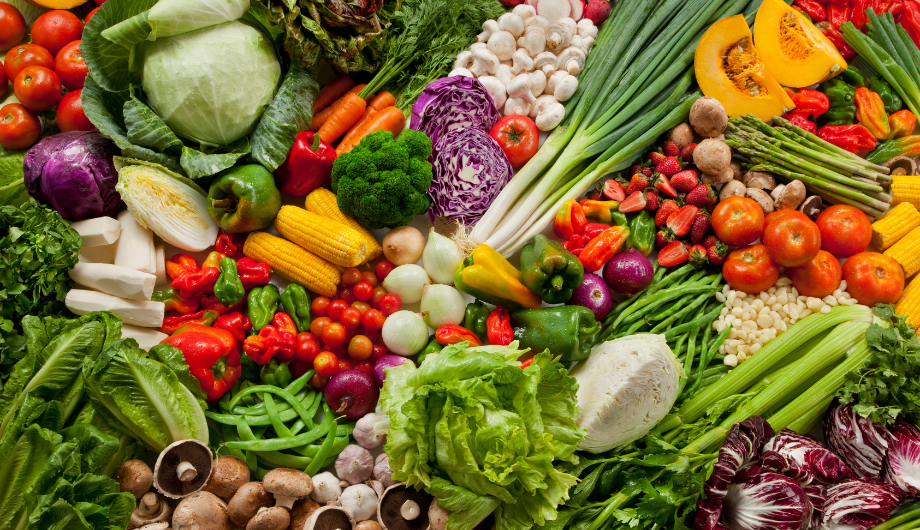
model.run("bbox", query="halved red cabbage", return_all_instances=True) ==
[824,404,890,479]
[822,479,904,530]
[722,472,814,530]
[428,128,514,225]
[881,421,920,495]
[410,76,500,147]
[762,429,856,485]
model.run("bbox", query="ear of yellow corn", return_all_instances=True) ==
[891,176,920,210]
[872,202,920,250]
[897,276,920,336]
[884,225,920,278]
[244,232,341,297]
[305,188,382,260]
[274,205,368,267]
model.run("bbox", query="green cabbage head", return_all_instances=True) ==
[142,20,281,147]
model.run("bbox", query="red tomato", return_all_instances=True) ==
[309,316,332,337]
[313,352,340,378]
[711,197,765,246]
[723,244,781,294]
[348,335,373,361]
[489,114,539,169]
[0,103,40,150]
[327,299,348,321]
[360,271,378,287]
[361,308,385,331]
[816,205,872,257]
[341,267,361,286]
[763,214,821,267]
[351,301,370,314]
[0,66,6,99]
[295,334,320,364]
[763,209,809,235]
[311,296,331,317]
[309,373,328,390]
[337,285,356,304]
[0,3,26,52]
[787,250,842,298]
[56,89,96,132]
[31,10,83,57]
[354,361,374,375]
[353,280,373,301]
[340,307,362,330]
[379,293,401,316]
[322,322,347,347]
[85,7,100,26]
[54,40,87,90]
[370,342,389,362]
[375,260,395,280]
[370,286,388,309]
[4,44,53,81]
[842,252,905,305]
[14,65,61,111]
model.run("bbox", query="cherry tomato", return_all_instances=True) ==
[322,322,347,347]
[14,66,61,111]
[340,307,362,330]
[711,196,765,247]
[54,40,88,90]
[56,89,96,132]
[489,114,539,169]
[313,352,340,378]
[341,267,362,286]
[288,358,313,379]
[295,333,320,364]
[337,285,356,304]
[31,10,83,57]
[327,299,348,321]
[842,252,905,305]
[309,373,328,390]
[723,244,781,294]
[816,205,872,258]
[5,44,53,81]
[351,301,371,314]
[361,328,381,344]
[379,293,401,316]
[375,260,395,280]
[338,358,353,371]
[354,361,374,375]
[85,7,100,26]
[361,308,386,331]
[0,3,25,53]
[0,103,40,150]
[310,316,332,337]
[371,342,389,363]
[311,296,331,317]
[370,287,388,309]
[763,214,821,267]
[787,250,842,298]
[353,280,373,302]
[348,335,373,361]
[361,271,378,287]
[326,343,347,357]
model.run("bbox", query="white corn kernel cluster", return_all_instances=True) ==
[712,277,858,367]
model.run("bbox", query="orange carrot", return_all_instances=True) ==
[368,91,396,111]
[339,107,377,147]
[338,106,406,154]
[308,84,366,131]
[313,74,355,113]
[318,92,367,143]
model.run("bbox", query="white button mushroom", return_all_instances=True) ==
[494,64,515,87]
[447,68,473,77]
[529,70,547,97]
[487,30,516,61]
[477,76,506,109]
[498,13,525,38]
[507,74,536,105]
[513,4,536,19]
[536,102,566,131]
[530,94,558,119]
[469,48,499,77]
[545,70,568,95]
[453,51,473,71]
[570,35,594,54]
[517,26,546,56]
[577,17,598,39]
[469,42,487,51]
[545,21,575,52]
[510,48,534,74]
[556,46,586,76]
[553,74,579,101]
[525,14,549,30]
[504,96,531,116]
[477,19,501,43]
[533,51,557,75]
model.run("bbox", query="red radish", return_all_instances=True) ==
[501,0,527,6]
[527,0,539,6]
[569,0,586,20]
[324,369,380,420]
[585,0,612,25]
[536,0,572,22]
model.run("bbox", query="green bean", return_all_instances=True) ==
[256,451,313,468]
[616,283,716,329]
[306,412,339,475]
[264,394,292,438]
[649,291,713,333]
[605,263,691,323]
[664,305,722,340]
[226,405,335,451]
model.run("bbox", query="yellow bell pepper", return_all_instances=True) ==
[454,245,542,310]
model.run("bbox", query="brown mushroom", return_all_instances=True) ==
[203,455,250,499]
[304,506,354,530]
[729,161,744,181]
[172,491,231,530]
[229,482,275,528]
[137,523,170,530]
[668,123,694,150]
[357,522,383,530]
[746,188,775,215]
[263,468,313,510]
[884,155,917,176]
[428,499,448,530]
[377,484,434,530]
[742,171,777,190]
[692,138,732,175]
[248,507,291,530]
[290,499,321,530]
[129,492,173,530]
[701,167,734,186]
[799,196,823,220]
[155,440,214,499]
[688,96,729,138]
[771,180,807,210]
[116,459,154,500]
[719,180,747,202]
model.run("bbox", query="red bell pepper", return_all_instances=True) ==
[162,324,241,401]
[784,113,818,134]
[243,323,296,364]
[817,21,858,59]
[151,288,201,315]
[583,223,609,240]
[171,267,219,299]
[578,199,622,224]
[578,225,631,273]
[817,124,878,152]
[435,324,483,347]
[237,257,272,290]
[201,294,246,315]
[273,132,337,197]
[788,89,830,118]
[553,199,587,240]
[166,254,199,281]
[827,3,849,28]
[214,312,252,343]
[215,228,244,259]
[850,0,871,29]
[160,310,220,335]
[795,0,827,20]
[901,0,920,48]
[486,307,513,346]
[562,234,588,257]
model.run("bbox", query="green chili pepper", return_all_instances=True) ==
[869,75,902,114]
[839,66,868,87]
[627,210,656,257]
[820,77,857,126]
[260,359,293,388]
[416,336,442,365]
[248,284,280,332]
[519,234,584,304]
[462,300,490,343]
[214,257,245,307]
[509,306,600,363]
[280,284,311,334]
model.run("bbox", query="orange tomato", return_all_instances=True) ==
[723,244,781,294]
[787,250,842,298]
[842,252,905,305]
[763,214,821,267]
[711,196,765,246]
[816,205,872,257]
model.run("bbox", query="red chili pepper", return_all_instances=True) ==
[214,312,252,343]
[902,1,920,49]
[855,87,891,140]
[274,131,338,197]
[162,324,241,401]
[521,357,535,369]
[486,307,513,346]
[583,223,609,240]
[201,294,246,315]
[826,3,849,28]
[783,113,818,134]
[562,234,587,257]
[889,109,917,139]
[816,21,858,59]
[788,88,830,118]
[817,124,878,152]
[166,254,199,281]
[201,251,225,270]
[171,267,219,299]
[215,228,245,259]
[159,309,220,335]
[553,199,587,240]
[435,324,483,347]
[578,225,631,273]
[851,0,871,29]
[795,0,828,21]
[243,324,297,365]
[151,288,201,315]
[578,199,622,224]
[237,257,272,290]
[272,312,298,337]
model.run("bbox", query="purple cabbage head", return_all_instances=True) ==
[881,421,920,495]
[410,76,500,147]
[428,128,513,225]
[23,131,124,221]
[722,472,814,530]
[824,404,891,479]
[823,479,904,530]
[762,429,856,485]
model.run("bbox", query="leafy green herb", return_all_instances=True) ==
[0,152,27,207]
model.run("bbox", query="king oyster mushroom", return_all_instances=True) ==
[378,484,434,530]
[263,468,313,510]
[305,506,355,530]
[154,440,214,499]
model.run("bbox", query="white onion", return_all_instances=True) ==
[422,229,465,285]
[420,284,465,329]
[381,311,429,356]
[382,264,430,304]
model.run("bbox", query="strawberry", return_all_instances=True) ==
[702,234,721,249]
[586,188,604,200]
[645,190,659,210]
[647,151,666,166]
[655,230,674,249]
[685,184,717,207]
[625,173,649,195]
[689,244,709,266]
[707,242,728,266]
[654,156,683,177]
[671,169,699,192]
[619,191,647,212]
[630,164,653,178]
[653,174,677,197]
[655,200,680,227]
[663,140,681,158]
[658,241,689,267]
[602,179,625,201]
[666,205,699,237]
[680,142,697,162]
[689,211,711,244]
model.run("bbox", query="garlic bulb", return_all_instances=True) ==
[422,229,465,285]
[420,284,466,329]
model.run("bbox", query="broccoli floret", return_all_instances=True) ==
[331,130,433,229]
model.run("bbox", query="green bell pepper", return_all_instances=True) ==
[280,284,311,334]
[214,257,245,307]
[519,234,584,304]
[248,284,280,332]
[416,336,443,365]
[462,300,490,343]
[509,306,600,363]
[820,78,857,126]
[207,164,283,233]
[627,210,655,257]
[839,66,868,88]
[260,359,293,388]
[868,75,903,114]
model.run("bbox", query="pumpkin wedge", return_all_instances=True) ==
[754,0,847,87]
[695,15,792,121]
[24,0,89,7]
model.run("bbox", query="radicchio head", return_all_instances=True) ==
[762,429,856,485]
[823,479,904,530]
[722,472,814,530]
[881,421,920,495]
[824,404,891,479]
